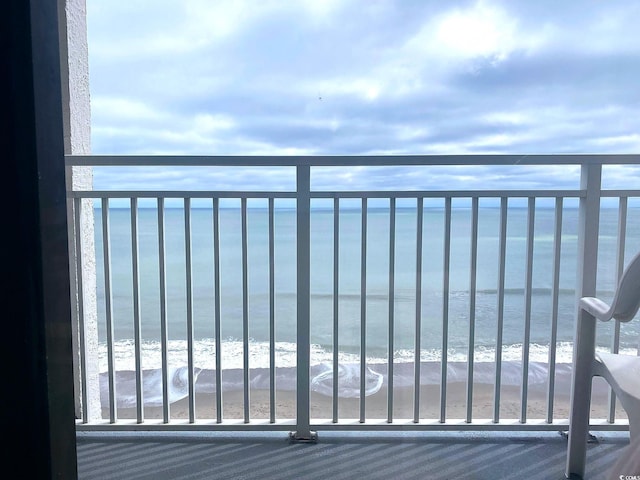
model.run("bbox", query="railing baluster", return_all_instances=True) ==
[521,197,536,423]
[547,197,563,423]
[184,198,196,422]
[269,198,276,423]
[101,199,116,423]
[441,197,452,423]
[414,197,424,423]
[333,197,340,423]
[388,198,396,423]
[73,197,89,424]
[466,197,479,423]
[493,197,508,423]
[360,198,368,423]
[241,198,250,423]
[157,198,170,422]
[130,198,143,423]
[608,196,627,422]
[213,198,223,423]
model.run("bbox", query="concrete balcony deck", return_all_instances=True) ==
[76,431,629,480]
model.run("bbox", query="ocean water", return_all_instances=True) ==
[92,203,640,407]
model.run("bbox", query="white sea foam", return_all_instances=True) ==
[310,363,383,398]
[97,338,637,373]
[101,366,203,408]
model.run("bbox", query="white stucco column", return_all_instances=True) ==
[59,0,101,421]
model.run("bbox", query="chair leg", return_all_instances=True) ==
[607,442,640,480]
[605,399,640,480]
[630,415,640,445]
[565,312,597,479]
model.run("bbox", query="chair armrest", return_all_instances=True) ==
[580,297,614,321]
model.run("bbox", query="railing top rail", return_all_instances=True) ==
[68,189,587,199]
[313,189,586,199]
[601,190,640,197]
[65,154,640,167]
[68,190,298,199]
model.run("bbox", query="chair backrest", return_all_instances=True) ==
[611,250,640,322]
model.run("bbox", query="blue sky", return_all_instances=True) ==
[85,0,640,191]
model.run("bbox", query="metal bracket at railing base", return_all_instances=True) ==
[288,431,318,443]
[559,431,600,444]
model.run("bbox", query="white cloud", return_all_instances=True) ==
[602,165,640,189]
[396,0,538,80]
[432,1,517,62]
[589,134,640,151]
[481,112,530,126]
[300,0,346,21]
[91,96,166,121]
[182,0,292,45]
[192,114,235,134]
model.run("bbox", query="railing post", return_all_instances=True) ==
[69,196,101,422]
[576,161,602,315]
[291,164,317,442]
[566,160,601,479]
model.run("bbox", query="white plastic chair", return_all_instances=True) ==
[565,250,640,479]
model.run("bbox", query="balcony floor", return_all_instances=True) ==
[76,430,629,479]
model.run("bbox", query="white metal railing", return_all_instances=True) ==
[66,154,640,434]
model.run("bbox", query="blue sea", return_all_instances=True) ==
[92,203,640,407]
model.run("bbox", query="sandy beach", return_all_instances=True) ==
[109,377,627,423]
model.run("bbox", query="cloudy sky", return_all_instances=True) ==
[85,0,640,191]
